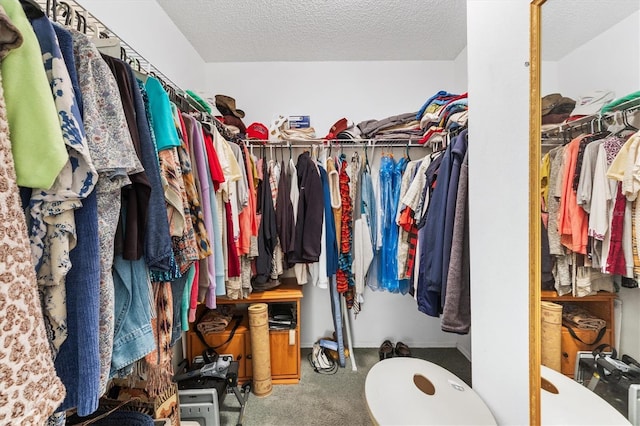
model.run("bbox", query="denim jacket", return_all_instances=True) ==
[110,255,155,376]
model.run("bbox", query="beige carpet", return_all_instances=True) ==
[219,347,471,426]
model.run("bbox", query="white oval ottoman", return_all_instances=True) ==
[365,357,496,425]
[541,365,630,425]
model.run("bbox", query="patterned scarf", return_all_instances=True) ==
[144,282,173,397]
[336,156,354,304]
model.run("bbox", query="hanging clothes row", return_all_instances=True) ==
[0,1,249,423]
[541,103,640,297]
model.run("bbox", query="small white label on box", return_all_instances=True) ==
[289,329,296,345]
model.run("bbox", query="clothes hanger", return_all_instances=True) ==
[622,109,638,130]
[45,0,58,20]
[56,1,73,26]
[585,117,610,141]
[405,140,411,161]
[363,144,370,172]
[128,57,141,73]
[351,150,360,167]
[75,12,87,33]
[608,110,637,138]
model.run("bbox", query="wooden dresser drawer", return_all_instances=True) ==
[560,327,612,376]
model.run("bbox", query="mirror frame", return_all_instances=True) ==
[529,1,545,425]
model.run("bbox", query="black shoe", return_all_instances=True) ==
[379,340,394,361]
[394,341,412,357]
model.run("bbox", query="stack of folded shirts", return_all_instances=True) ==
[357,112,418,139]
[280,126,320,142]
[416,91,468,145]
[561,303,606,331]
[373,120,423,140]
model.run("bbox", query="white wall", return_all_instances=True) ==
[467,0,531,424]
[541,60,561,95]
[77,0,206,90]
[204,61,466,348]
[452,46,472,360]
[454,46,469,94]
[619,288,640,357]
[555,10,640,100]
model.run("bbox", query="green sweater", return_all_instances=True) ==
[1,0,67,189]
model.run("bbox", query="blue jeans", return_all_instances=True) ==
[110,255,156,376]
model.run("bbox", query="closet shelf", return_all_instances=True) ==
[541,290,617,303]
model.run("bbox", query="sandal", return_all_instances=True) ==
[378,340,394,361]
[395,341,412,357]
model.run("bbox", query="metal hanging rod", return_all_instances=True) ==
[243,140,429,149]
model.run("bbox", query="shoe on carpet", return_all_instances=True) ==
[394,341,412,357]
[378,340,394,360]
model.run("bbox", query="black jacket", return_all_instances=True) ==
[290,152,324,263]
[252,158,277,284]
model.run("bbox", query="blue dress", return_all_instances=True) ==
[379,155,408,293]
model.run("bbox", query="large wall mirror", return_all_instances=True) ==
[530,0,640,423]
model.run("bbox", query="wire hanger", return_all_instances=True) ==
[363,144,370,171]
[45,0,58,20]
[613,109,639,137]
[351,150,360,166]
[75,11,87,33]
[56,1,73,25]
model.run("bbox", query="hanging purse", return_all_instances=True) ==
[193,308,244,364]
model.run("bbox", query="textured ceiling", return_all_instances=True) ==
[156,0,467,62]
[155,0,639,63]
[542,0,640,60]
